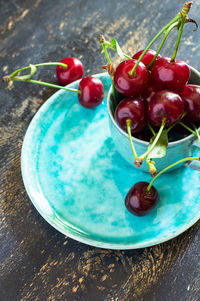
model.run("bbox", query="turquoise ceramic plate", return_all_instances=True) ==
[21,73,200,249]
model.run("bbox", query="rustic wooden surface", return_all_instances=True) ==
[0,0,200,300]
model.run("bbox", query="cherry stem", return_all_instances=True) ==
[148,21,180,70]
[129,14,181,76]
[166,111,187,133]
[103,41,132,60]
[101,43,111,64]
[12,77,81,94]
[178,121,196,135]
[126,119,138,160]
[170,17,185,62]
[140,118,166,160]
[9,62,67,78]
[148,123,156,136]
[100,40,117,106]
[146,159,157,177]
[147,156,200,192]
[191,123,200,146]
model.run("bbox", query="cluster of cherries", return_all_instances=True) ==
[113,49,200,216]
[3,56,104,110]
[56,57,104,108]
[115,49,200,135]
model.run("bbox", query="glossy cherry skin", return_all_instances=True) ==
[125,182,159,216]
[148,90,184,127]
[78,76,104,108]
[132,49,161,67]
[181,84,200,122]
[151,57,190,93]
[115,97,147,133]
[114,60,149,97]
[56,57,84,85]
[139,82,156,104]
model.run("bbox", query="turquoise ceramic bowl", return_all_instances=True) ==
[107,66,200,172]
[21,72,200,249]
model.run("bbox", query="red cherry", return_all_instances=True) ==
[115,97,147,133]
[181,84,200,122]
[114,60,149,97]
[56,57,84,85]
[125,181,159,216]
[139,82,156,103]
[151,57,190,93]
[148,90,184,126]
[78,76,104,109]
[132,49,161,66]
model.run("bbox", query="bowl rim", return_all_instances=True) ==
[107,65,200,147]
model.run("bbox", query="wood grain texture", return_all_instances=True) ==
[0,0,200,300]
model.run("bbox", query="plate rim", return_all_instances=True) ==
[21,72,200,250]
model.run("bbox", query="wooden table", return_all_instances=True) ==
[0,1,199,300]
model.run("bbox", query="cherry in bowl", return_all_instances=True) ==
[132,49,161,67]
[151,57,190,93]
[148,90,184,127]
[115,97,147,133]
[114,59,149,97]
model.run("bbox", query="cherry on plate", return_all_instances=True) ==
[78,76,104,109]
[56,57,84,85]
[125,181,159,216]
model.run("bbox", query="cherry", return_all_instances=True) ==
[132,49,161,67]
[151,57,190,93]
[139,82,156,103]
[125,181,159,216]
[181,84,200,122]
[114,60,149,97]
[78,76,104,108]
[115,97,147,133]
[148,90,184,126]
[56,57,84,85]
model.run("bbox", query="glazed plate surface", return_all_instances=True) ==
[21,73,200,249]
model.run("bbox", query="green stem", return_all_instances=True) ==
[148,21,179,69]
[166,111,187,134]
[170,17,185,62]
[10,62,67,78]
[146,159,157,177]
[12,77,81,93]
[129,14,181,76]
[101,43,111,64]
[179,121,196,135]
[140,118,166,160]
[147,122,156,136]
[100,41,117,107]
[191,123,200,145]
[126,119,138,160]
[147,156,200,192]
[111,80,117,108]
[104,41,132,60]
